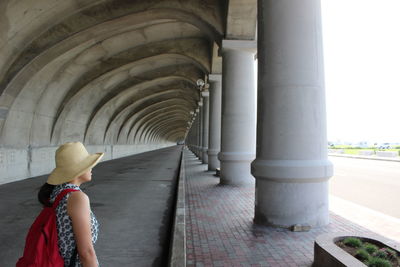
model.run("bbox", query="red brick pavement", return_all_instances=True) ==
[184,150,376,267]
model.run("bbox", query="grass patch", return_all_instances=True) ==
[368,257,392,267]
[365,243,379,254]
[343,237,363,248]
[356,249,371,261]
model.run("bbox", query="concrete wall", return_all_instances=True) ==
[0,143,174,185]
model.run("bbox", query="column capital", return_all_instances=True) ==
[220,39,257,54]
[208,74,222,82]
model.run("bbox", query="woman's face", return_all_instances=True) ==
[79,169,92,183]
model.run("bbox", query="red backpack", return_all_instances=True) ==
[16,189,78,267]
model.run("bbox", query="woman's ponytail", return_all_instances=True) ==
[38,183,55,206]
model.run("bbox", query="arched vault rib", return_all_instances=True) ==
[0,2,223,97]
[163,128,188,142]
[136,115,188,143]
[110,104,191,144]
[56,34,209,116]
[125,94,197,144]
[51,37,210,138]
[151,123,188,143]
[143,119,189,144]
[85,77,197,143]
[89,88,197,145]
[118,93,196,145]
[118,99,194,144]
[98,68,201,140]
[107,90,198,141]
[51,75,197,144]
[152,127,187,143]
[46,54,203,143]
[133,110,190,144]
[122,103,191,144]
[138,116,189,144]
[144,120,188,144]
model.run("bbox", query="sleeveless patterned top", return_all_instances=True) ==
[50,183,100,267]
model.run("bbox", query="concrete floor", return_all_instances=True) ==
[0,145,182,267]
[329,156,400,219]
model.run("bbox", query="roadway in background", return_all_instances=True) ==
[329,156,400,219]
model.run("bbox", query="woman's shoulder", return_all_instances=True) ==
[68,190,89,203]
[67,190,91,217]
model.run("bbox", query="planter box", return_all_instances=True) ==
[313,233,400,267]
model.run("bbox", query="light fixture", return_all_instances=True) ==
[196,79,205,88]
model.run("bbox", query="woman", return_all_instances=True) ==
[38,142,104,267]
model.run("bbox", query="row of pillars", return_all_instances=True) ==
[186,0,333,228]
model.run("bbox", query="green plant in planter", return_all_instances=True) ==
[383,248,398,261]
[343,237,362,248]
[374,249,389,259]
[355,249,371,262]
[364,243,379,254]
[367,257,392,267]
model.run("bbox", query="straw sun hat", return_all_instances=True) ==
[47,142,104,185]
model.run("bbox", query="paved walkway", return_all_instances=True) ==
[184,149,399,267]
[0,146,182,267]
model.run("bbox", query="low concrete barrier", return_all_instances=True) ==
[0,143,175,185]
[328,149,344,154]
[169,147,186,267]
[376,151,399,158]
[358,150,374,156]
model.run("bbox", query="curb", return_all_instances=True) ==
[168,148,186,267]
[329,153,400,162]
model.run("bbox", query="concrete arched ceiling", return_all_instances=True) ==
[0,0,256,147]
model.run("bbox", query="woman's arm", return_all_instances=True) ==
[67,191,98,267]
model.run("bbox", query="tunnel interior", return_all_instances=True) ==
[0,0,256,184]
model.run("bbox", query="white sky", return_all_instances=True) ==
[321,0,400,143]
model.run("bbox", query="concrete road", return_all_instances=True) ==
[329,156,400,219]
[0,146,182,267]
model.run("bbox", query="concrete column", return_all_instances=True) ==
[251,0,333,227]
[190,111,197,155]
[218,40,257,186]
[196,107,201,158]
[187,118,194,152]
[198,104,203,159]
[207,74,222,171]
[201,91,209,164]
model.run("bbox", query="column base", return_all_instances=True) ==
[254,178,329,228]
[207,149,220,171]
[220,161,254,185]
[218,152,255,186]
[251,158,333,228]
[194,146,201,158]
